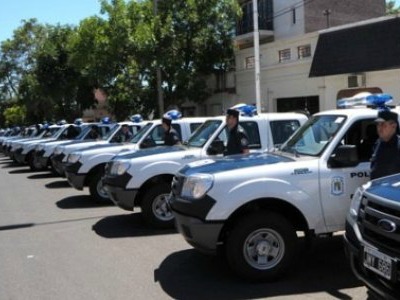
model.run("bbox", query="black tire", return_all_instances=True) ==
[225,212,297,282]
[28,152,37,171]
[141,183,174,229]
[89,171,110,204]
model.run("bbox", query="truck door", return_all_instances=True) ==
[319,119,375,232]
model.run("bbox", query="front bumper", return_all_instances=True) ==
[171,209,223,255]
[33,150,49,169]
[65,162,86,190]
[13,148,26,164]
[102,173,135,210]
[51,153,66,176]
[168,193,222,255]
[344,217,400,300]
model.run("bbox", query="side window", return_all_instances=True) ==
[270,120,302,147]
[339,119,376,162]
[239,121,261,149]
[171,124,182,140]
[151,125,165,145]
[216,122,261,149]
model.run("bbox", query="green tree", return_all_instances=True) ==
[386,0,400,14]
[3,105,26,126]
[151,0,240,114]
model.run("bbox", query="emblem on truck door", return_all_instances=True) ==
[331,176,344,195]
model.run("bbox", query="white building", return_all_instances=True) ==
[183,0,398,116]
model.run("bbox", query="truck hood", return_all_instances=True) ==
[79,143,124,152]
[113,145,186,160]
[81,143,138,156]
[179,152,294,176]
[367,174,400,202]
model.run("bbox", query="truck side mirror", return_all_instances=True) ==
[328,144,359,168]
[207,140,225,155]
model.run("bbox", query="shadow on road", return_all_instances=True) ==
[92,214,177,238]
[45,180,71,188]
[2,162,25,168]
[56,195,113,209]
[154,236,364,300]
[28,173,60,179]
[8,168,43,174]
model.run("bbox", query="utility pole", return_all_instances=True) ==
[252,0,262,114]
[154,0,164,117]
[323,9,331,28]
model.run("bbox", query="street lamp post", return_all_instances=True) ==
[253,0,262,114]
[154,0,164,117]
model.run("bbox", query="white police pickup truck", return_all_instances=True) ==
[50,120,143,176]
[169,94,400,282]
[64,117,207,203]
[11,124,65,167]
[102,111,308,229]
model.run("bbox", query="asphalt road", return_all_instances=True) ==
[0,154,373,300]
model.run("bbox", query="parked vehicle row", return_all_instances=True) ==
[1,98,398,299]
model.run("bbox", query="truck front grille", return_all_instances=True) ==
[358,195,400,257]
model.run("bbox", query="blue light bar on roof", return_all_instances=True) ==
[337,93,393,109]
[101,117,111,124]
[130,114,143,123]
[163,110,182,120]
[230,103,257,117]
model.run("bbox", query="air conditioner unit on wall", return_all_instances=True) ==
[348,73,366,88]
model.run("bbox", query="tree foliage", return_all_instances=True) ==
[0,0,240,126]
[386,0,400,14]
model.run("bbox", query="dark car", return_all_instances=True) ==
[344,173,400,300]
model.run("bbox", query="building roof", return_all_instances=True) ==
[309,17,400,77]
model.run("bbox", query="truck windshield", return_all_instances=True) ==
[187,120,222,148]
[280,115,346,156]
[131,123,153,143]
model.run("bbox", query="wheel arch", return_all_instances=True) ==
[135,174,174,207]
[219,197,310,246]
[84,163,107,186]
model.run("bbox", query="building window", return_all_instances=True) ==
[298,45,311,59]
[236,0,273,35]
[292,8,296,24]
[279,49,291,62]
[245,56,255,69]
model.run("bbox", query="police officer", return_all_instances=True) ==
[162,116,181,146]
[370,110,400,180]
[120,124,133,142]
[224,108,250,156]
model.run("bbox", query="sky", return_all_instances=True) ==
[1,0,400,43]
[0,0,102,42]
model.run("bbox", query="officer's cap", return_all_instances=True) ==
[226,108,239,118]
[162,116,172,126]
[375,110,398,123]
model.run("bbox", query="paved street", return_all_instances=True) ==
[0,154,371,300]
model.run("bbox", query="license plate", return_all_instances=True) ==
[363,246,393,280]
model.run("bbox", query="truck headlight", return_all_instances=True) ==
[181,173,214,199]
[349,183,369,219]
[68,152,81,164]
[54,146,62,155]
[110,160,131,176]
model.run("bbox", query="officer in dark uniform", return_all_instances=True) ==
[162,116,181,146]
[120,124,133,142]
[224,108,250,156]
[370,110,400,180]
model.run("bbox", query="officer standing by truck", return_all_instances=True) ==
[370,110,400,179]
[224,108,250,156]
[162,116,181,146]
